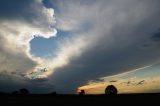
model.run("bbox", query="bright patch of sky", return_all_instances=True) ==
[79,63,160,94]
[30,30,71,58]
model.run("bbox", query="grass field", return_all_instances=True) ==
[0,93,159,105]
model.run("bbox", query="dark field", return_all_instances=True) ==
[0,93,160,105]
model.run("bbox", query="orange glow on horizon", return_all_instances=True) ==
[78,77,160,94]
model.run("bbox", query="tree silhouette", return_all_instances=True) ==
[50,91,57,95]
[19,88,29,95]
[79,90,85,95]
[105,85,118,95]
[12,91,18,95]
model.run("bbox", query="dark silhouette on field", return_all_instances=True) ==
[0,93,160,105]
[105,85,118,95]
[12,91,18,95]
[50,91,57,95]
[0,85,159,105]
[78,90,85,95]
[19,88,29,95]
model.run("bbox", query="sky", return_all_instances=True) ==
[0,0,160,94]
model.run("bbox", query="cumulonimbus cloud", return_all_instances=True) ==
[1,0,160,94]
[43,0,160,93]
[0,0,56,91]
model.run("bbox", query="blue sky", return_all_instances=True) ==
[30,30,71,58]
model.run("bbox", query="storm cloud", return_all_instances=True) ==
[0,0,56,92]
[44,0,160,93]
[1,0,160,94]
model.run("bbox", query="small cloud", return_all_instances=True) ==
[30,78,49,82]
[120,80,135,86]
[89,78,104,83]
[109,80,117,83]
[137,80,146,85]
[127,81,131,86]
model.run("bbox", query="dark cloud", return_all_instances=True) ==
[47,0,160,93]
[126,81,133,86]
[151,31,160,42]
[0,0,31,18]
[30,78,49,82]
[0,71,54,93]
[137,80,146,85]
[91,79,105,83]
[0,0,55,27]
[0,0,56,93]
[109,80,117,83]
[1,0,160,94]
